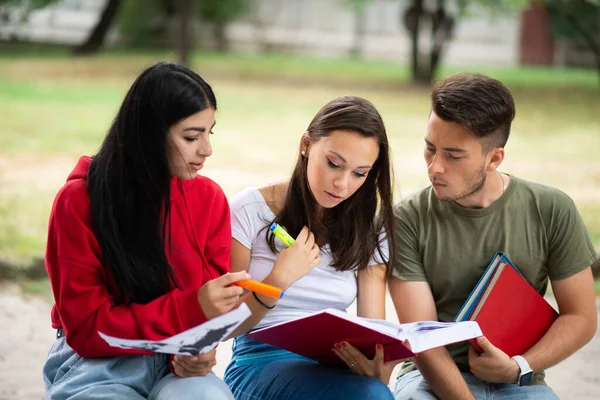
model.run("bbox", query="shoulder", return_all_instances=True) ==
[185,175,228,206]
[394,186,433,220]
[513,176,576,209]
[52,178,90,217]
[229,187,263,210]
[193,175,226,197]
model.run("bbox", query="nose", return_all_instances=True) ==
[197,135,212,158]
[427,154,444,175]
[332,171,349,192]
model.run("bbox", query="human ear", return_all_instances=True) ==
[300,133,311,157]
[486,148,505,171]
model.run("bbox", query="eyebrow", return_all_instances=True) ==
[183,121,216,133]
[424,139,466,153]
[328,150,373,169]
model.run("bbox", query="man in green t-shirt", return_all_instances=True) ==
[390,73,597,400]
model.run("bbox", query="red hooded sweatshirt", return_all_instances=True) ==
[45,156,231,358]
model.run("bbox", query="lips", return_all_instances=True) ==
[325,191,344,202]
[190,162,204,171]
[430,177,446,187]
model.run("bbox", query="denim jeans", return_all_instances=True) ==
[394,370,560,400]
[43,337,234,400]
[224,335,394,400]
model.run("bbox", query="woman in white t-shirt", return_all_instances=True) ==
[223,96,400,400]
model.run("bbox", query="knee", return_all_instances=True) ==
[154,375,234,400]
[353,378,394,400]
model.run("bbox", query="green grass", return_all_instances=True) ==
[0,43,598,88]
[0,49,599,269]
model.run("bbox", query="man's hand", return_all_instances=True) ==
[172,348,217,378]
[468,336,519,383]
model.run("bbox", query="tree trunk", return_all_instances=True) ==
[214,23,228,52]
[72,0,122,55]
[564,9,600,86]
[547,4,600,86]
[429,0,450,83]
[175,0,191,66]
[350,7,366,59]
[404,0,426,84]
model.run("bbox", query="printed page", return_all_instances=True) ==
[325,309,482,353]
[98,303,251,355]
[404,320,482,353]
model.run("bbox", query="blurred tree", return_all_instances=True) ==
[198,0,253,52]
[72,0,122,55]
[544,0,600,84]
[0,0,55,23]
[402,0,458,84]
[117,0,253,63]
[0,0,122,55]
[116,0,171,48]
[399,0,600,85]
[345,0,370,58]
[175,0,191,65]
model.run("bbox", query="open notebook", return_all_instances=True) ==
[247,308,482,366]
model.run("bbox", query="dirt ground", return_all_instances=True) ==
[1,284,598,400]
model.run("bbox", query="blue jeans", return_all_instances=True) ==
[43,337,234,400]
[394,370,559,400]
[224,335,393,400]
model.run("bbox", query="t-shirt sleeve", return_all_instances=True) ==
[230,189,259,249]
[392,201,428,281]
[546,191,597,280]
[368,229,389,266]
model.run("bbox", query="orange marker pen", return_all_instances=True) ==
[233,279,284,299]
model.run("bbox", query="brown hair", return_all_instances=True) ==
[431,73,516,151]
[267,96,395,274]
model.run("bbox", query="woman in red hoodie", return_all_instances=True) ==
[42,62,246,400]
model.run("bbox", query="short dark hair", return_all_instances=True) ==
[431,73,515,151]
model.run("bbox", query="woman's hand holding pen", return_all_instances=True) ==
[197,271,250,319]
[332,341,407,384]
[268,226,321,290]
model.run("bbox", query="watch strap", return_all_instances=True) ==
[511,355,533,385]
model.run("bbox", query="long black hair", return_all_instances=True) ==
[88,62,217,305]
[268,96,395,274]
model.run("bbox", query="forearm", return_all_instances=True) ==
[524,313,597,372]
[414,348,475,400]
[226,273,284,339]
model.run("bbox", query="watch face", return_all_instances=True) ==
[519,371,534,386]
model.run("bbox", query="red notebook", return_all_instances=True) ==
[247,308,482,367]
[456,253,558,356]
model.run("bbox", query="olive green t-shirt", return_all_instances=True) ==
[392,175,597,385]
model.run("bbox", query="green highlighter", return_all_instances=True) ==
[270,223,295,247]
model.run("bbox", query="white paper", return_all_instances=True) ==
[307,308,482,353]
[98,303,251,355]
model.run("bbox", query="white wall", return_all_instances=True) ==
[0,0,521,67]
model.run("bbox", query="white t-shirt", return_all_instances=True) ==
[230,188,388,330]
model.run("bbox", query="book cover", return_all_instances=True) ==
[456,253,558,356]
[247,309,482,367]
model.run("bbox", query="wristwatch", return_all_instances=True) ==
[511,355,533,386]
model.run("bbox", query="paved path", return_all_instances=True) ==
[2,286,598,399]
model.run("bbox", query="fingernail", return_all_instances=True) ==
[334,343,341,349]
[377,344,382,349]
[341,342,347,347]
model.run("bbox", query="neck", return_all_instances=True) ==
[454,171,507,209]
